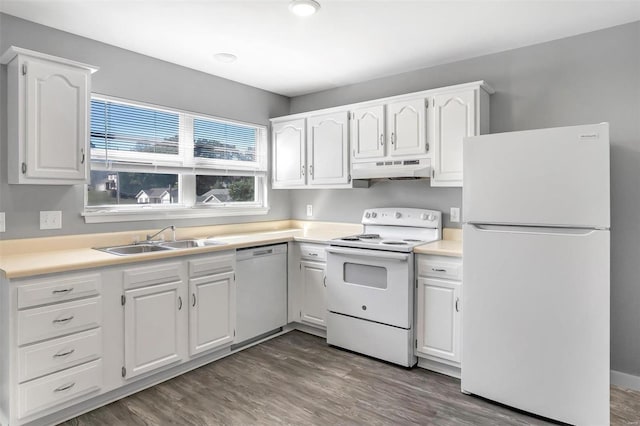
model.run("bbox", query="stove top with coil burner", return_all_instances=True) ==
[331,208,442,253]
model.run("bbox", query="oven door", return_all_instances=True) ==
[326,246,412,329]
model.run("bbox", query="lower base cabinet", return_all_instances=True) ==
[289,243,328,330]
[415,254,463,371]
[300,261,327,327]
[123,281,185,380]
[188,271,236,356]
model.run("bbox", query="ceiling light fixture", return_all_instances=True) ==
[289,0,320,17]
[213,52,238,63]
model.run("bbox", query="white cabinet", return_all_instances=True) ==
[123,280,184,380]
[351,105,385,160]
[300,261,327,328]
[415,255,463,373]
[272,113,351,189]
[187,252,236,356]
[188,272,236,356]
[288,243,327,330]
[122,262,186,380]
[430,87,491,187]
[387,98,427,157]
[272,118,306,188]
[416,278,461,362]
[307,111,350,186]
[1,46,98,185]
[6,271,104,424]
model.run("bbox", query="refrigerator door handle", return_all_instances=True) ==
[468,223,602,237]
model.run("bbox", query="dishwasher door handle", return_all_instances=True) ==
[253,249,273,256]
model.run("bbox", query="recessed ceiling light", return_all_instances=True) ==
[289,0,320,17]
[214,52,237,63]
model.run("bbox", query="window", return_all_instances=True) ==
[84,95,268,222]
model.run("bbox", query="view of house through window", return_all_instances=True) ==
[196,176,256,204]
[86,96,267,217]
[88,171,179,206]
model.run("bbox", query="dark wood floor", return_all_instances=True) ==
[61,331,640,426]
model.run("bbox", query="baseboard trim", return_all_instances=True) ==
[611,369,640,391]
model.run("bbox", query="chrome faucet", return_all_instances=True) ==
[146,225,176,243]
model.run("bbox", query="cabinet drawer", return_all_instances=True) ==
[188,252,235,278]
[18,297,101,346]
[18,328,102,383]
[17,273,101,309]
[417,257,462,280]
[18,359,102,419]
[299,244,327,262]
[123,262,182,290]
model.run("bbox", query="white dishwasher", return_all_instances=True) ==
[235,244,287,344]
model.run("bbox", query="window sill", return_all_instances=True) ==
[82,206,270,224]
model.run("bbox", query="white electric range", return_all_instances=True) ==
[325,208,442,367]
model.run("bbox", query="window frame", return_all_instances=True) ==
[83,94,269,223]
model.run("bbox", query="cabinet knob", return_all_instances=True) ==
[192,293,197,307]
[455,297,460,312]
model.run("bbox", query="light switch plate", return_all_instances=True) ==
[450,207,460,223]
[0,212,5,233]
[40,211,62,230]
[306,204,313,217]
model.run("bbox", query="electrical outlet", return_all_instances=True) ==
[40,211,62,230]
[306,204,313,217]
[450,207,460,223]
[0,212,5,233]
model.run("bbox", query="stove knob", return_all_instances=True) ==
[371,212,378,218]
[420,213,428,220]
[365,212,371,219]
[395,211,402,219]
[428,214,436,221]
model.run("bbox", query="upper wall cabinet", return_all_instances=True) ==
[351,105,385,160]
[272,118,306,188]
[1,47,99,185]
[387,99,427,157]
[430,86,490,187]
[306,111,350,186]
[271,81,492,188]
[272,112,351,189]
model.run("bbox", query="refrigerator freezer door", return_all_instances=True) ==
[463,123,610,228]
[461,224,610,425]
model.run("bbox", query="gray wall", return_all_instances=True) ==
[0,13,291,239]
[290,22,640,378]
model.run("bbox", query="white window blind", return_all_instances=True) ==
[90,96,267,173]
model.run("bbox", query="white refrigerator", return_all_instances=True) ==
[461,123,610,425]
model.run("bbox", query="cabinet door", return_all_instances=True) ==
[351,105,385,160]
[24,58,89,182]
[416,277,461,363]
[272,119,306,188]
[307,111,350,186]
[300,261,327,328]
[431,89,476,186]
[386,99,426,157]
[188,272,235,356]
[124,281,184,379]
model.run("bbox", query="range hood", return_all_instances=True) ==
[351,158,431,180]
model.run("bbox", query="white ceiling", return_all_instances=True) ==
[1,0,639,97]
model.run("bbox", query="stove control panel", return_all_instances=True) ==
[361,208,441,228]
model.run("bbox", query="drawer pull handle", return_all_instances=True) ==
[54,382,76,393]
[308,253,318,257]
[432,268,447,272]
[455,297,460,312]
[323,276,327,287]
[192,293,197,307]
[52,316,74,324]
[53,348,75,358]
[52,288,74,294]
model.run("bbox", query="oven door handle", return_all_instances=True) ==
[325,247,410,262]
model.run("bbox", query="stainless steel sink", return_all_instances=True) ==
[95,243,175,256]
[95,239,226,255]
[159,239,226,249]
